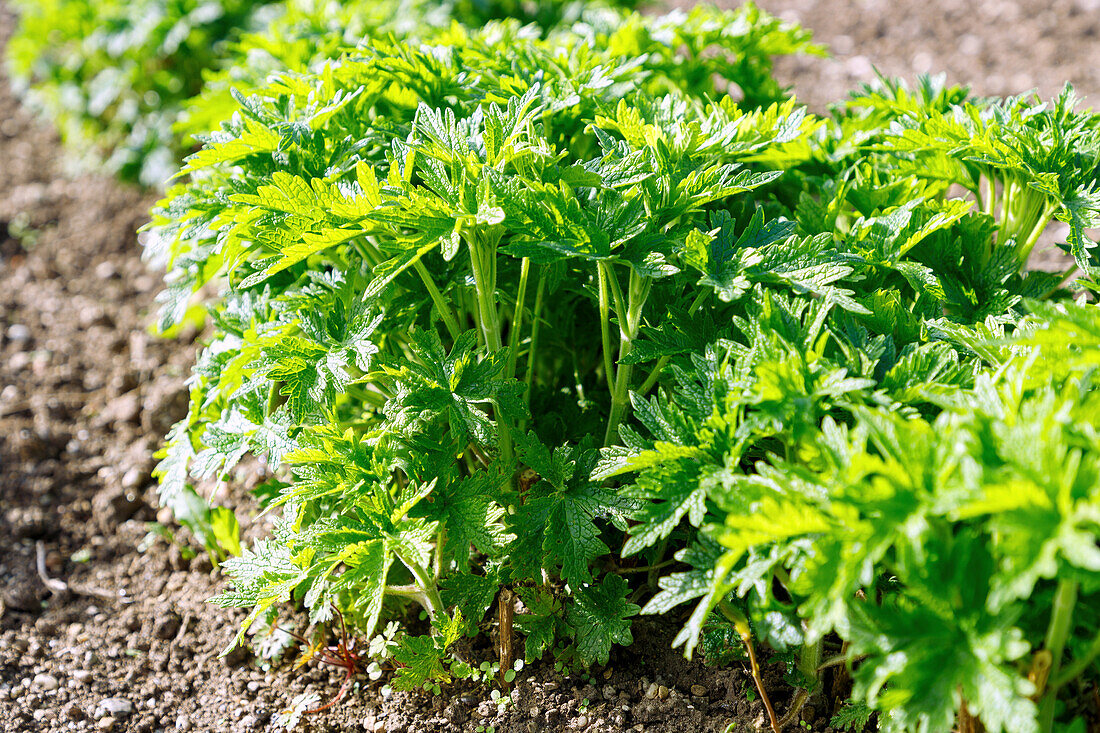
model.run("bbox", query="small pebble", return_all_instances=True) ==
[7,324,31,342]
[174,714,192,731]
[690,684,707,697]
[32,673,58,691]
[98,716,117,731]
[576,715,588,728]
[240,714,258,729]
[97,697,133,717]
[72,670,92,683]
[657,685,670,700]
[645,682,658,700]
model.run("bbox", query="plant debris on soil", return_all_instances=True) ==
[0,1,1092,731]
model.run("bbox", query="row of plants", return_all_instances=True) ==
[6,0,639,184]
[11,0,1100,730]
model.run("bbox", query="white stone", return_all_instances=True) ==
[32,673,59,691]
[97,698,133,717]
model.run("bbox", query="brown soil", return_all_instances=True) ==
[0,1,1092,732]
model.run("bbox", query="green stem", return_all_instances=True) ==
[638,289,710,396]
[1038,578,1079,732]
[606,262,628,326]
[524,269,545,395]
[520,268,545,434]
[616,558,676,574]
[399,554,446,621]
[597,263,617,395]
[604,354,633,446]
[1016,201,1057,264]
[781,629,822,726]
[346,385,388,409]
[798,634,822,688]
[467,230,512,458]
[385,584,434,610]
[467,233,502,351]
[351,238,383,267]
[981,173,997,217]
[413,259,462,342]
[505,258,531,383]
[497,257,531,463]
[602,266,651,447]
[266,381,281,416]
[1052,626,1100,689]
[998,177,1017,241]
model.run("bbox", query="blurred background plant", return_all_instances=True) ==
[5,0,643,187]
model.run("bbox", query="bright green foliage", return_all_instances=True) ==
[831,701,874,732]
[5,0,643,185]
[138,0,1100,730]
[147,0,819,697]
[568,574,639,666]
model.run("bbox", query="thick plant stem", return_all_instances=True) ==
[798,635,822,690]
[597,263,616,395]
[778,634,822,728]
[980,174,996,217]
[468,234,502,351]
[385,584,436,612]
[1038,578,1079,732]
[602,265,651,446]
[604,354,634,446]
[1016,201,1057,263]
[718,600,782,733]
[467,231,513,459]
[399,555,446,622]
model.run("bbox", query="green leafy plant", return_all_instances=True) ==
[5,0,642,185]
[137,1,1100,730]
[601,76,1100,732]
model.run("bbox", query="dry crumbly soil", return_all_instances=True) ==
[0,2,1095,732]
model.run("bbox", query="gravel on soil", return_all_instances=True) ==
[1,1,1095,731]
